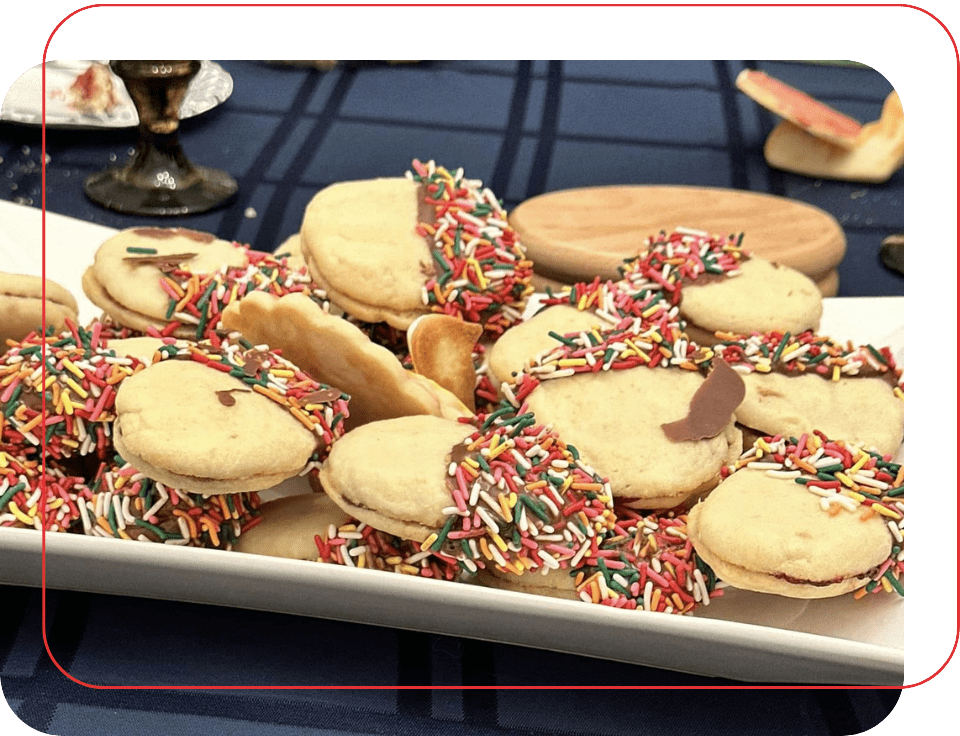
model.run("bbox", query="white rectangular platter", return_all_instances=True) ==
[0,200,904,684]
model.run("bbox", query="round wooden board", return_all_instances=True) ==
[509,185,846,285]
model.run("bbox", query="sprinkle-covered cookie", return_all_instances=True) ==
[688,432,903,599]
[0,449,88,532]
[0,321,148,462]
[77,456,262,548]
[619,228,822,340]
[82,227,329,340]
[318,410,618,577]
[500,320,744,509]
[113,331,350,495]
[714,330,904,455]
[300,160,533,335]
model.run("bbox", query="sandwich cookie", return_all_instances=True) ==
[318,409,617,576]
[82,227,328,340]
[299,159,533,336]
[502,320,744,509]
[618,229,822,342]
[715,330,904,455]
[487,276,684,389]
[688,432,904,599]
[113,332,349,495]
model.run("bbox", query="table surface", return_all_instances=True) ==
[1,60,903,736]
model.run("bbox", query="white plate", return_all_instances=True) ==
[0,60,233,128]
[0,202,905,684]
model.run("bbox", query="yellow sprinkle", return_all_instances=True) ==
[840,489,866,503]
[64,376,88,399]
[61,394,75,416]
[870,503,903,520]
[269,369,295,378]
[479,537,493,560]
[835,471,856,489]
[879,576,893,594]
[43,375,58,390]
[490,532,508,552]
[421,533,438,550]
[498,494,512,522]
[399,564,420,575]
[20,414,44,434]
[557,358,587,368]
[61,358,85,380]
[468,258,488,289]
[893,387,904,400]
[832,365,841,381]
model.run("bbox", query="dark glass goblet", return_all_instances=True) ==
[84,60,237,216]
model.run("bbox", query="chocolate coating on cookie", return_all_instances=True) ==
[662,358,745,442]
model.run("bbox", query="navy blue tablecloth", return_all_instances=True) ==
[1,61,903,736]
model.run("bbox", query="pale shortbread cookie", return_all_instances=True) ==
[233,493,351,560]
[222,291,472,428]
[301,178,431,329]
[487,305,606,387]
[688,468,893,598]
[318,414,475,542]
[736,372,904,456]
[679,257,822,336]
[0,272,78,345]
[407,314,482,412]
[83,227,247,334]
[525,367,742,509]
[114,360,320,495]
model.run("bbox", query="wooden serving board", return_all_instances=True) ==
[509,185,846,296]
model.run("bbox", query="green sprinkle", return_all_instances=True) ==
[520,494,551,522]
[547,331,578,347]
[887,485,904,497]
[884,570,904,596]
[771,333,791,364]
[430,515,457,551]
[806,351,830,364]
[866,345,889,366]
[0,482,26,509]
[133,518,171,540]
[125,246,159,255]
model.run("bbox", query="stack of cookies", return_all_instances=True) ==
[1,158,904,618]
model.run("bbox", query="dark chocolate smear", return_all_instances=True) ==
[661,358,745,442]
[122,252,198,268]
[416,181,441,279]
[216,388,252,406]
[302,387,344,404]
